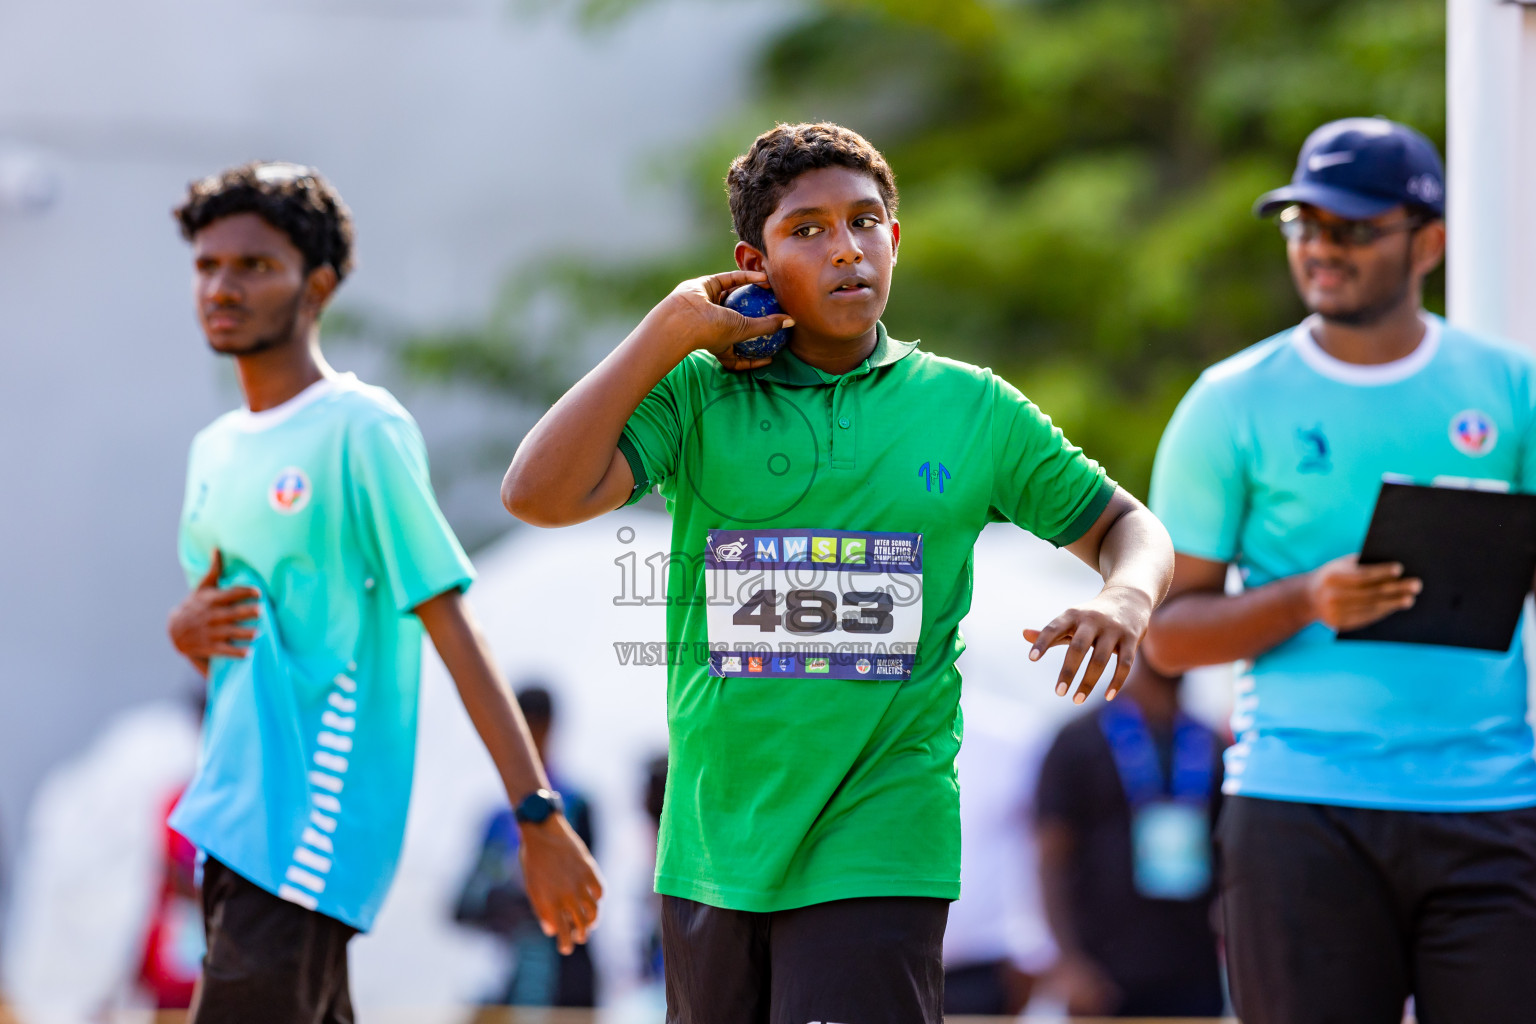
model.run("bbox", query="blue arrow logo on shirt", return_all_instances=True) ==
[918,462,952,493]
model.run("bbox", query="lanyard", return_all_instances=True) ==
[1098,699,1214,807]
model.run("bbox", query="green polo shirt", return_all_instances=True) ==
[620,322,1112,911]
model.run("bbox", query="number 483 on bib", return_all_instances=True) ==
[704,528,923,681]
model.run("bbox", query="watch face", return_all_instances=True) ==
[516,789,563,824]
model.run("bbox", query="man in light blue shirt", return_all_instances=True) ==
[1147,119,1536,1024]
[165,162,601,1022]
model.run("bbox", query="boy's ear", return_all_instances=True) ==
[1411,218,1445,279]
[735,241,766,274]
[890,219,900,265]
[304,264,339,313]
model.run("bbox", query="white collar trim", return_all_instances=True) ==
[230,373,351,432]
[1290,313,1440,386]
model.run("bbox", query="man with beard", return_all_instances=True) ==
[165,162,601,1022]
[1144,118,1536,1024]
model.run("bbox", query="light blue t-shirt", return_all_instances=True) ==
[1151,315,1536,811]
[169,374,474,930]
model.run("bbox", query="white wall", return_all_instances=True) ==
[0,0,781,896]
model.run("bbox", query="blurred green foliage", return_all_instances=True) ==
[405,0,1445,495]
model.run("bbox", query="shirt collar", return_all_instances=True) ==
[230,372,351,433]
[1289,312,1441,387]
[749,321,920,387]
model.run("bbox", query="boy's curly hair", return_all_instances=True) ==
[726,123,898,251]
[174,161,354,281]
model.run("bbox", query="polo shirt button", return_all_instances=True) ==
[838,417,851,429]
[364,577,375,590]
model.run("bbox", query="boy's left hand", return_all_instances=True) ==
[1024,584,1154,704]
[518,814,605,955]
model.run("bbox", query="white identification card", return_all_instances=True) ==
[1131,800,1212,900]
[704,528,923,680]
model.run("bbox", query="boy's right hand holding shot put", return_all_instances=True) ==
[501,268,793,526]
[504,122,1173,1024]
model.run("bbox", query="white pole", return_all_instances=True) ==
[1447,0,1536,346]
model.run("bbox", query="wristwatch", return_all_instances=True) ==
[513,788,565,825]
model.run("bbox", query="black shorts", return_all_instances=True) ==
[1218,795,1536,1024]
[662,894,948,1024]
[189,857,357,1024]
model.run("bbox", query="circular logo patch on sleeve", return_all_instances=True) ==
[1449,410,1498,457]
[269,467,312,513]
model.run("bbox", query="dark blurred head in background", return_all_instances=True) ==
[644,754,667,828]
[175,161,352,356]
[516,684,555,765]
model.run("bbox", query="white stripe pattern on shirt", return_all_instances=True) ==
[276,671,358,913]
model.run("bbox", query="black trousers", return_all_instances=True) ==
[662,894,948,1024]
[189,857,356,1024]
[1219,795,1536,1024]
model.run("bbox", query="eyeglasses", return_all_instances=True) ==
[1277,205,1427,247]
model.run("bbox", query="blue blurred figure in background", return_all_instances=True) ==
[456,684,596,1007]
[1035,659,1226,1017]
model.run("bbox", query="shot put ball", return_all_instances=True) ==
[724,284,792,359]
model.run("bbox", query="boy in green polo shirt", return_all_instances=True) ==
[505,122,1173,1023]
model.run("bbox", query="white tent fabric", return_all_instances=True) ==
[352,508,674,1011]
[2,702,201,1022]
[2,509,1233,1017]
[352,510,1232,1010]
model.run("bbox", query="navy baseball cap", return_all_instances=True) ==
[1254,117,1445,220]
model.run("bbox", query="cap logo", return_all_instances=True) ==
[1307,151,1356,171]
[1406,173,1443,205]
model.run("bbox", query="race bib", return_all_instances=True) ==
[1131,800,1212,900]
[704,528,923,680]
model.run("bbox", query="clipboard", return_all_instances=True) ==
[1338,482,1536,651]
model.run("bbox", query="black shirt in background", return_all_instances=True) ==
[1036,709,1226,1017]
